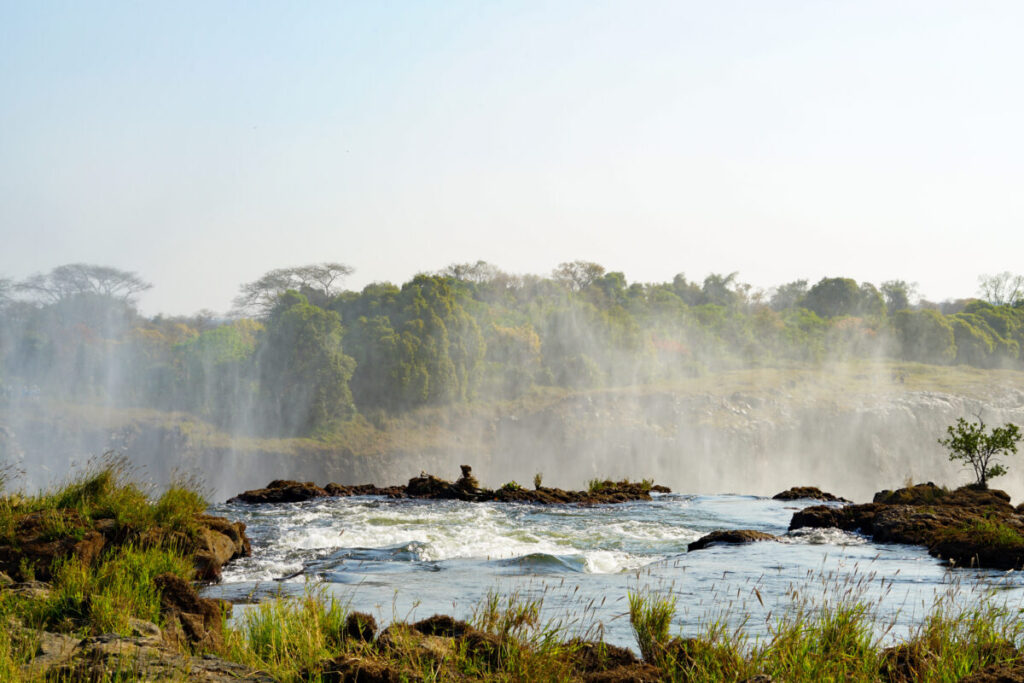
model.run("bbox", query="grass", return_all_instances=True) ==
[587,477,654,494]
[952,517,1024,549]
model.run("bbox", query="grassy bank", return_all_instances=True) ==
[1,461,1023,680]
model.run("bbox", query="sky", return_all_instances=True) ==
[1,1,1022,316]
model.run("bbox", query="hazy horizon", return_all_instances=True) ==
[3,2,1023,316]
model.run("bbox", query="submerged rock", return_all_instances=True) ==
[772,486,850,503]
[687,529,776,552]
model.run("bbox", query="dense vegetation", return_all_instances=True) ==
[2,262,1024,437]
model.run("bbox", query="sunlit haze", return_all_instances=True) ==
[2,2,1022,315]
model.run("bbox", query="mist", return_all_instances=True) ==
[1,262,1023,503]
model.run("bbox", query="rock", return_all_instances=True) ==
[878,642,936,682]
[344,611,378,642]
[790,485,1024,570]
[18,629,80,680]
[960,661,1024,683]
[232,468,671,506]
[154,572,231,652]
[226,480,328,504]
[376,623,454,663]
[688,529,776,552]
[0,509,106,581]
[9,580,52,601]
[567,639,638,673]
[192,515,252,582]
[772,486,850,503]
[311,654,404,683]
[412,614,471,638]
[584,662,664,682]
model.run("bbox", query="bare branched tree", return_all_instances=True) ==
[234,262,354,316]
[978,272,1024,307]
[15,264,151,304]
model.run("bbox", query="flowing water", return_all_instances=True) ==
[204,493,1024,649]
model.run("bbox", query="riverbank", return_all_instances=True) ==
[5,460,1024,680]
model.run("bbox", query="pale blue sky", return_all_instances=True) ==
[2,2,1022,314]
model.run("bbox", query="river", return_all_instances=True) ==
[203,492,1024,650]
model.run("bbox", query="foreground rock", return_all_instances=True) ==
[231,466,671,506]
[790,483,1024,569]
[15,623,273,682]
[772,486,850,503]
[0,509,249,585]
[688,529,777,552]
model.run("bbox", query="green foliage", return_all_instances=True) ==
[533,472,543,490]
[499,481,523,492]
[225,586,348,680]
[939,417,1022,488]
[893,309,957,364]
[257,291,356,435]
[628,590,676,663]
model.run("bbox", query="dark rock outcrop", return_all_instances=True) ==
[688,529,776,552]
[772,486,850,503]
[231,467,671,506]
[0,509,106,581]
[790,483,1024,569]
[154,572,232,652]
[227,479,329,504]
[344,611,378,642]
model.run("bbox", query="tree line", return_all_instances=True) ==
[1,262,1023,437]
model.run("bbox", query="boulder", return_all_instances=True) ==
[772,486,850,503]
[227,480,328,504]
[343,611,378,642]
[192,515,251,582]
[0,509,106,581]
[154,572,231,652]
[567,638,639,673]
[688,529,776,552]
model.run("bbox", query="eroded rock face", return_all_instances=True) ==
[790,484,1024,570]
[688,529,776,552]
[772,486,850,503]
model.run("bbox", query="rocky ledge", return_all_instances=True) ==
[229,465,671,505]
[687,529,777,552]
[772,486,850,503]
[790,483,1024,569]
[0,508,250,584]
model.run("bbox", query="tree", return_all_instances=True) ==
[235,263,354,315]
[770,279,809,311]
[880,280,917,313]
[256,291,356,435]
[553,261,605,293]
[939,416,1021,488]
[978,272,1024,307]
[803,277,860,318]
[15,264,151,304]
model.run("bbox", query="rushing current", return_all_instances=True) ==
[203,493,1024,650]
